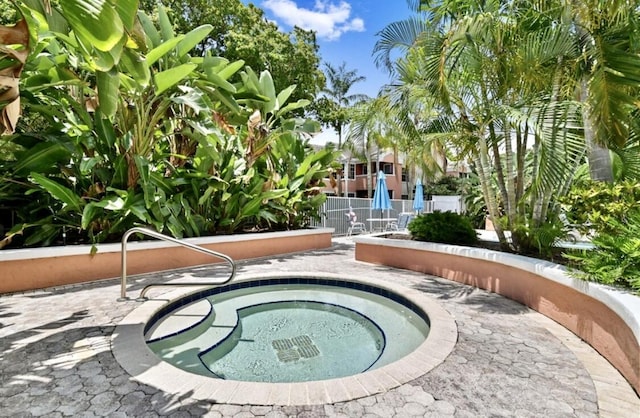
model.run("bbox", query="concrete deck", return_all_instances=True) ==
[1,238,638,417]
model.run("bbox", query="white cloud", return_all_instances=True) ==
[261,0,365,41]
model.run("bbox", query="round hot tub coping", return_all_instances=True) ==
[111,272,458,406]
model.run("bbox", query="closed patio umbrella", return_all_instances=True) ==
[413,179,424,214]
[372,171,392,218]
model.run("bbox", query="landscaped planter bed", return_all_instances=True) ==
[0,228,333,295]
[354,234,640,395]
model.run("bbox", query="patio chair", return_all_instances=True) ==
[347,220,367,236]
[346,208,367,236]
[385,213,415,232]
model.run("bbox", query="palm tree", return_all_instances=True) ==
[374,0,586,252]
[314,62,368,196]
[345,98,392,197]
[407,0,640,183]
[561,0,640,182]
[320,62,368,148]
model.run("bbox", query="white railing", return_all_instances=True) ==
[310,197,439,236]
[119,227,236,301]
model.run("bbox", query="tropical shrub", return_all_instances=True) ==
[0,3,334,249]
[510,216,574,261]
[459,173,487,229]
[559,180,640,235]
[408,211,478,245]
[423,176,463,197]
[564,210,640,293]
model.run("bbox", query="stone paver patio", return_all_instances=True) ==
[1,238,638,417]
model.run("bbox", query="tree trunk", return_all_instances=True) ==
[503,122,517,225]
[476,138,509,249]
[337,126,344,196]
[580,78,614,182]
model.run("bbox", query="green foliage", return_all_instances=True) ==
[0,3,333,249]
[423,176,463,197]
[459,173,486,229]
[559,180,640,235]
[138,0,324,103]
[0,2,17,25]
[373,0,625,253]
[565,211,640,293]
[312,62,367,147]
[510,216,573,261]
[408,211,478,245]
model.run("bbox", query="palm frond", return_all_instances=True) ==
[373,16,429,73]
[523,100,585,197]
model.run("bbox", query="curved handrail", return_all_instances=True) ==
[119,227,236,300]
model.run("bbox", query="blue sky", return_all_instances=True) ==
[247,1,416,143]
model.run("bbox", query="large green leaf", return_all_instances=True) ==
[134,155,155,209]
[113,0,138,31]
[240,196,262,218]
[30,172,84,212]
[259,71,277,113]
[90,40,120,71]
[137,11,161,47]
[81,195,125,228]
[123,191,151,223]
[60,0,124,52]
[24,223,59,247]
[217,60,245,80]
[120,49,150,86]
[171,86,211,114]
[207,87,241,114]
[96,69,119,117]
[177,25,212,58]
[276,99,310,117]
[202,55,228,72]
[240,67,261,92]
[203,70,237,93]
[149,172,174,195]
[14,142,70,176]
[111,155,128,188]
[275,85,296,110]
[146,36,183,66]
[157,3,175,41]
[154,63,197,95]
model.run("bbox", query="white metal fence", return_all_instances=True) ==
[310,197,437,236]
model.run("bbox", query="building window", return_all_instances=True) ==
[401,168,407,182]
[349,164,355,180]
[382,163,393,175]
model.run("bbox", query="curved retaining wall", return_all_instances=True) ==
[354,235,640,395]
[0,228,333,295]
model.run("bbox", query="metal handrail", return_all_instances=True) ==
[119,227,236,301]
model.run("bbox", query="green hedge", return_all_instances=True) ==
[408,211,478,245]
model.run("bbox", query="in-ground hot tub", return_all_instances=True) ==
[145,279,430,382]
[113,273,457,405]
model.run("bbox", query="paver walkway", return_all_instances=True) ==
[1,238,638,417]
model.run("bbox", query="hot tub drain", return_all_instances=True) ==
[272,335,320,362]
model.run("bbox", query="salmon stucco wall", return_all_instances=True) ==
[355,239,640,396]
[0,229,332,295]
